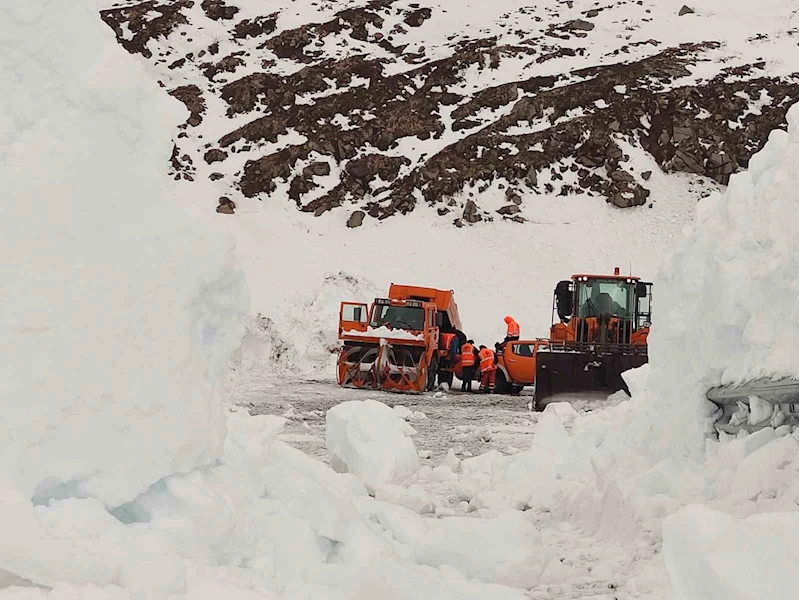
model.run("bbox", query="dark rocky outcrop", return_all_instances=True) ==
[168,85,205,126]
[101,0,799,227]
[100,1,192,59]
[216,196,236,213]
[201,0,238,21]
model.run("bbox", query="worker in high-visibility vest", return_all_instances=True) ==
[478,345,497,393]
[459,339,477,392]
[437,332,459,389]
[504,316,520,343]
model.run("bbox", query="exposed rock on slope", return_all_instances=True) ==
[100,0,799,224]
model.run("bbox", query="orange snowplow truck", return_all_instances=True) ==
[533,268,653,409]
[337,284,466,392]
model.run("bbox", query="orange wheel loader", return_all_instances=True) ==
[336,284,467,393]
[533,268,653,410]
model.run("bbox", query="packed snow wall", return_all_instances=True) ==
[620,102,799,459]
[0,0,248,507]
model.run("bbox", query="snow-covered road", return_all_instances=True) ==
[240,380,535,463]
[238,379,625,464]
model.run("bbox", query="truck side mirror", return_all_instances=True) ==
[555,280,573,320]
[635,282,648,298]
[436,312,444,327]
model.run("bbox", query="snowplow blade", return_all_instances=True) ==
[706,377,799,435]
[533,345,648,410]
[337,340,432,393]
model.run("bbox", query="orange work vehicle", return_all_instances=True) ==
[533,268,653,409]
[336,284,466,393]
[450,338,548,393]
[495,338,551,393]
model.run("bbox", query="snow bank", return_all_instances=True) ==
[230,271,379,382]
[327,400,420,493]
[664,504,799,600]
[640,102,799,456]
[0,1,246,506]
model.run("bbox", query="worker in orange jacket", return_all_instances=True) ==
[478,345,496,393]
[437,332,459,389]
[459,339,477,392]
[504,316,520,343]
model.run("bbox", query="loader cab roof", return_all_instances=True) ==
[571,274,640,282]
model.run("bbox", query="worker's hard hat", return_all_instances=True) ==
[504,316,513,322]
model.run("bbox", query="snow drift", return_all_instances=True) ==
[0,1,247,507]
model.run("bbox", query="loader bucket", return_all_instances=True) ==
[533,346,648,410]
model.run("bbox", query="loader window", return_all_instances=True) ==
[576,279,633,319]
[371,305,425,330]
[635,282,653,328]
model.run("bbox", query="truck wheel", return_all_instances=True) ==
[426,356,439,392]
[495,370,510,394]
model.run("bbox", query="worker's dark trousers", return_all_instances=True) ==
[504,335,520,344]
[461,365,475,391]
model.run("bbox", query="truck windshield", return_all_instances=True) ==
[371,305,425,330]
[576,279,633,318]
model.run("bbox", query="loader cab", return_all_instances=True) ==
[550,271,652,345]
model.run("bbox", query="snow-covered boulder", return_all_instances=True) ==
[326,400,420,493]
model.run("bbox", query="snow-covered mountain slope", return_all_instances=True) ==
[99,0,799,226]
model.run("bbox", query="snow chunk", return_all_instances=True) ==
[440,449,461,472]
[326,400,420,493]
[394,405,428,421]
[460,450,504,476]
[414,511,546,588]
[664,504,799,600]
[542,402,578,424]
[375,484,435,514]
